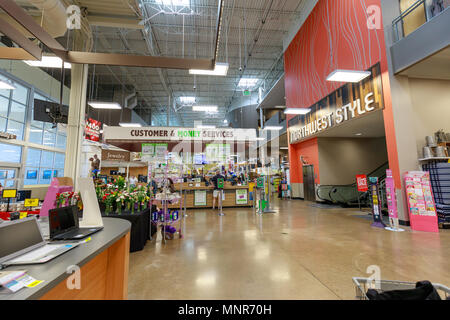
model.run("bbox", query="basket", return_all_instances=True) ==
[353,277,450,300]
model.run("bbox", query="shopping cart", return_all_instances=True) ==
[353,277,450,300]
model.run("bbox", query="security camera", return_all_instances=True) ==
[239,67,243,72]
[193,85,197,90]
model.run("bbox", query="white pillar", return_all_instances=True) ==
[64,64,89,189]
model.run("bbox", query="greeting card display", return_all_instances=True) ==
[404,171,439,233]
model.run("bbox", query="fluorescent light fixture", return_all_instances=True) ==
[275,106,286,109]
[284,108,311,115]
[238,78,259,88]
[326,69,371,83]
[256,138,266,141]
[196,125,216,129]
[88,102,122,110]
[355,133,363,136]
[155,0,190,6]
[223,119,228,124]
[24,56,71,69]
[119,123,143,127]
[180,96,196,104]
[280,147,289,150]
[264,126,283,131]
[0,80,16,90]
[192,105,218,112]
[189,63,229,76]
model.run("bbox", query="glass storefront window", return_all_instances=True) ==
[0,117,6,132]
[26,148,41,167]
[56,134,67,149]
[0,95,9,117]
[43,130,56,147]
[41,150,54,167]
[6,120,24,140]
[12,83,29,105]
[29,128,43,144]
[39,168,53,185]
[0,142,22,163]
[9,102,26,123]
[54,153,65,169]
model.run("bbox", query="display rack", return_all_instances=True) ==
[147,157,184,244]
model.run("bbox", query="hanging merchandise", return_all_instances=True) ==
[404,171,439,233]
[369,177,386,229]
[385,170,404,232]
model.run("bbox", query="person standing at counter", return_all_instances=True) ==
[211,170,225,210]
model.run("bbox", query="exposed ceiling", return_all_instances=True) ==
[11,0,308,128]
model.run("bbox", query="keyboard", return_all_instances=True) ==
[7,244,74,264]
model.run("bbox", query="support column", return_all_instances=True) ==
[64,64,89,189]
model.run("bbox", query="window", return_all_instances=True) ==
[24,148,64,185]
[0,142,22,163]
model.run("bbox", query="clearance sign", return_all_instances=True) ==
[289,64,384,144]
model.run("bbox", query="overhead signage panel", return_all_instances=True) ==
[104,127,257,142]
[289,64,384,144]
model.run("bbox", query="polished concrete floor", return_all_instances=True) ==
[128,199,450,300]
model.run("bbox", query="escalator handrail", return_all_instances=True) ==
[318,162,389,188]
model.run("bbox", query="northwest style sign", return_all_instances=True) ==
[289,64,384,144]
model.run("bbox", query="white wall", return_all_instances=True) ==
[407,78,450,157]
[318,138,389,185]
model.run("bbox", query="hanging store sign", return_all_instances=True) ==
[289,64,384,144]
[104,127,257,142]
[85,118,101,142]
[101,149,130,162]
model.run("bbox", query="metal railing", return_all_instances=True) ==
[392,0,449,42]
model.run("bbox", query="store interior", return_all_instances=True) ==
[0,0,449,302]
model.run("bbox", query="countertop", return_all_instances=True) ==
[0,218,131,300]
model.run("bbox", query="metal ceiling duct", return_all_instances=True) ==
[25,0,68,38]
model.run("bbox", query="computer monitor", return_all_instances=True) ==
[0,217,45,264]
[17,190,32,202]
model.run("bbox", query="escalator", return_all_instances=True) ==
[317,162,390,207]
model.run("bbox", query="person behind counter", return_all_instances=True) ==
[211,170,225,210]
[167,178,176,193]
[129,175,138,187]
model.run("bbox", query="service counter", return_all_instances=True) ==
[171,182,253,209]
[0,218,131,300]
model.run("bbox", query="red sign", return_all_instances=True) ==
[85,118,101,142]
[356,174,368,192]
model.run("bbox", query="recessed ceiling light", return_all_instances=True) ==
[238,78,259,88]
[180,96,196,104]
[0,80,16,90]
[189,62,229,76]
[192,105,218,112]
[155,0,190,6]
[119,123,143,127]
[326,70,371,83]
[264,126,283,131]
[284,108,311,115]
[24,56,71,69]
[88,102,122,110]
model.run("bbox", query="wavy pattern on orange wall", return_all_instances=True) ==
[285,0,384,110]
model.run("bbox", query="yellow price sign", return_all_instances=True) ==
[24,198,39,207]
[19,212,28,219]
[2,189,17,198]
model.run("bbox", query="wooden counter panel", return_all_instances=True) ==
[39,232,130,300]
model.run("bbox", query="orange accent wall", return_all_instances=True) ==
[285,0,401,189]
[289,138,320,184]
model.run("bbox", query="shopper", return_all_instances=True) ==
[211,170,225,210]
[89,154,101,178]
[129,175,138,187]
[167,178,176,193]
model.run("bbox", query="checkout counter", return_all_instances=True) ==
[173,181,253,209]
